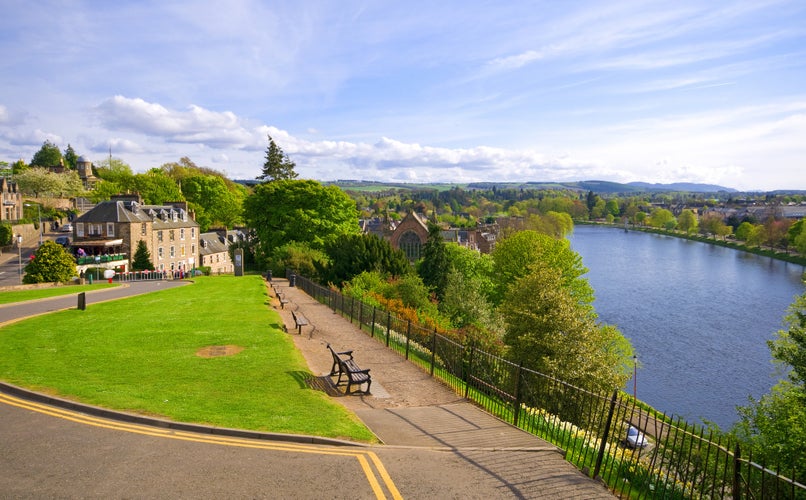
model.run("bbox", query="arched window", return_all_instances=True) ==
[399,231,422,261]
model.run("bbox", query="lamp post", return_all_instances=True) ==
[24,202,43,246]
[16,234,22,283]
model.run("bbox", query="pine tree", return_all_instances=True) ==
[131,240,154,271]
[257,135,298,182]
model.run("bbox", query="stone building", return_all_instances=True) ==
[71,194,199,275]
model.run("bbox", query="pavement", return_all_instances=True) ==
[0,273,614,498]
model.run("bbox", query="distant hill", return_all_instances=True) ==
[626,182,737,193]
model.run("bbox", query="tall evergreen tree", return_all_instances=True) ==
[417,223,451,302]
[63,144,79,170]
[131,240,154,271]
[257,135,298,182]
[30,140,63,167]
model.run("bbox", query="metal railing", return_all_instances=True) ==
[293,272,805,499]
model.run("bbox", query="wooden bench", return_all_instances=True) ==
[291,310,309,335]
[326,344,371,394]
[276,291,290,309]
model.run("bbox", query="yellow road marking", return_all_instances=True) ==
[0,392,402,499]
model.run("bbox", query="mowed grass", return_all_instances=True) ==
[0,283,118,304]
[0,275,376,442]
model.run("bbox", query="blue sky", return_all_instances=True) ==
[1,1,805,191]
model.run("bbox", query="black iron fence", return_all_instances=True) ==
[293,272,805,499]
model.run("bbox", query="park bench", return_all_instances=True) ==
[326,344,372,394]
[274,290,290,309]
[291,310,310,335]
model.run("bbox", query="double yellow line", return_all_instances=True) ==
[0,392,402,499]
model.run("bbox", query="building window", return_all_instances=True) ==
[158,247,164,259]
[169,230,175,241]
[77,223,84,237]
[191,227,196,238]
[157,231,163,242]
[89,223,102,236]
[191,244,195,255]
[399,231,422,261]
[141,223,147,236]
[170,246,175,258]
[180,245,185,257]
[180,228,185,240]
[107,223,115,237]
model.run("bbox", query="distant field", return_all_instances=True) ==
[330,180,467,192]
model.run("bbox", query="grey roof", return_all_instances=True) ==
[74,200,199,227]
[199,232,230,256]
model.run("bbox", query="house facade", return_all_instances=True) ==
[1,176,22,222]
[199,230,241,275]
[71,194,199,275]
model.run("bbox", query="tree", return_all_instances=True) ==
[30,140,62,167]
[417,223,451,301]
[243,179,359,268]
[490,230,593,307]
[500,265,632,393]
[23,241,76,283]
[13,168,83,198]
[257,135,298,182]
[131,240,154,271]
[132,169,183,204]
[63,144,79,170]
[648,208,676,229]
[181,174,244,230]
[319,233,410,287]
[735,221,755,241]
[677,209,698,234]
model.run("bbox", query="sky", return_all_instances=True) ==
[1,1,805,192]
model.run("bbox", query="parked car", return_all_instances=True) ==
[55,236,70,247]
[626,425,648,448]
[60,223,73,232]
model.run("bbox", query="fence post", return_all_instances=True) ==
[593,390,619,479]
[405,320,411,360]
[429,328,437,376]
[733,443,741,499]
[464,345,475,398]
[350,296,355,324]
[370,308,376,337]
[386,311,391,347]
[513,361,523,427]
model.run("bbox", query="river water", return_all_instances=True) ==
[568,225,805,430]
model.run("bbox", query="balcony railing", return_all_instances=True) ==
[76,254,127,265]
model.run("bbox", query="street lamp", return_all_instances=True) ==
[23,202,43,246]
[16,234,22,283]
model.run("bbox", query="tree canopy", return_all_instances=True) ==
[30,140,62,167]
[243,179,359,268]
[319,233,411,287]
[23,241,76,284]
[131,240,154,271]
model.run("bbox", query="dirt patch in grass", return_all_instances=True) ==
[196,345,244,358]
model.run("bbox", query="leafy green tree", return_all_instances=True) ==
[648,208,676,229]
[417,223,451,301]
[132,169,184,204]
[677,209,698,234]
[131,240,154,271]
[735,292,806,481]
[0,222,13,246]
[500,265,632,393]
[14,168,83,198]
[490,230,593,307]
[63,144,79,170]
[243,179,359,268]
[605,199,620,218]
[95,158,134,185]
[181,174,243,229]
[267,241,329,279]
[257,135,298,182]
[23,241,76,283]
[319,233,410,286]
[30,140,62,167]
[735,221,755,241]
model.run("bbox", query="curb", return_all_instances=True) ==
[0,381,367,448]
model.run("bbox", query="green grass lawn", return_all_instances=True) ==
[0,283,118,304]
[0,275,376,442]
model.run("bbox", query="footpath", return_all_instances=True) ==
[271,278,614,499]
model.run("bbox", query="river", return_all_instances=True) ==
[568,225,805,430]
